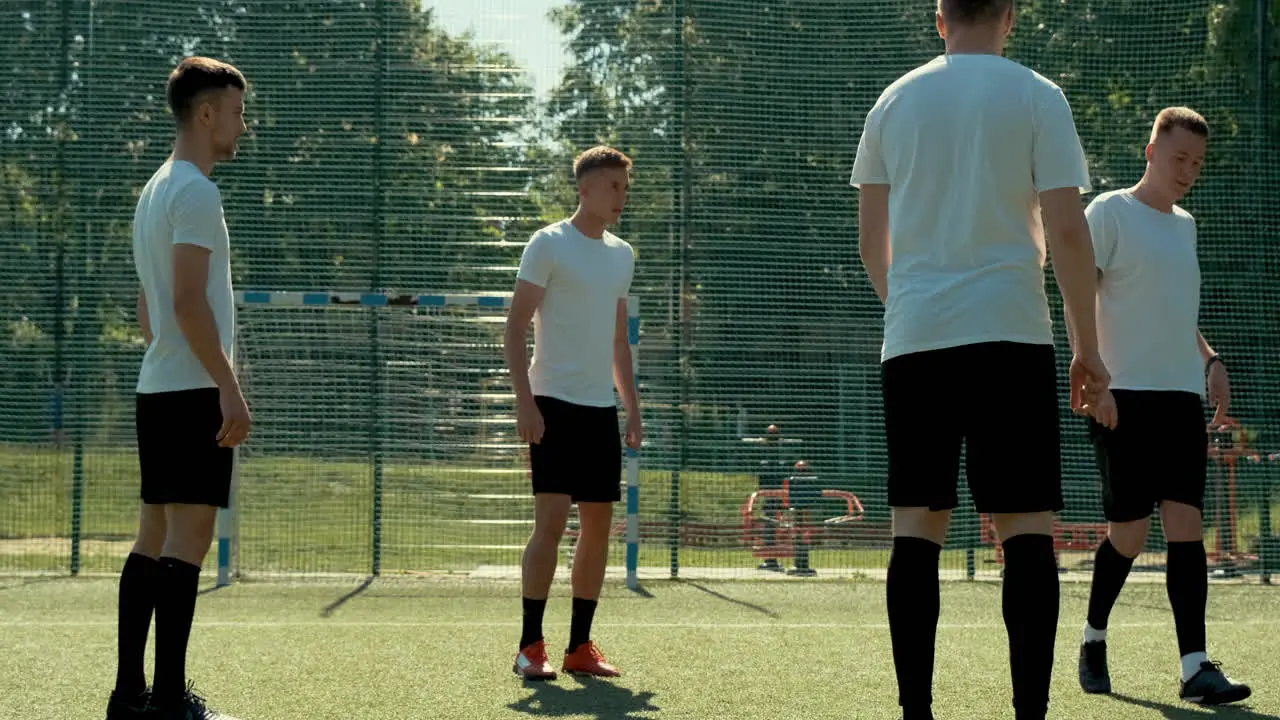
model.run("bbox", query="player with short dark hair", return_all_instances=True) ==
[505,145,641,681]
[1075,106,1252,706]
[851,2,1109,718]
[108,56,249,720]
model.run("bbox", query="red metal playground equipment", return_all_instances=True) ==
[739,424,866,576]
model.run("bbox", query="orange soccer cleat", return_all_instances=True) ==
[513,639,558,681]
[562,641,621,678]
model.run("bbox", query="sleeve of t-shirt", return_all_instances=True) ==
[849,102,889,188]
[170,179,228,251]
[1084,198,1115,273]
[1033,88,1092,193]
[516,231,554,288]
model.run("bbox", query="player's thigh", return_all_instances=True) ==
[964,342,1063,515]
[135,388,234,512]
[881,347,963,512]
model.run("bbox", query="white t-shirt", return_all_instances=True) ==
[516,219,635,408]
[133,160,235,394]
[850,54,1092,362]
[1087,190,1203,396]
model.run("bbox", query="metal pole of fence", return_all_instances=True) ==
[669,0,691,581]
[368,0,387,578]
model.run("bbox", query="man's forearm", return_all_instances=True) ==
[862,253,888,304]
[1197,329,1216,363]
[504,327,534,405]
[1052,241,1099,353]
[174,298,237,390]
[858,229,889,304]
[613,341,640,416]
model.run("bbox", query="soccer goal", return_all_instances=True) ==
[216,290,641,589]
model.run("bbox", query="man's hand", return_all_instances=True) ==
[1082,388,1118,430]
[517,397,545,445]
[1069,350,1110,414]
[624,412,643,451]
[1207,360,1233,428]
[217,385,253,448]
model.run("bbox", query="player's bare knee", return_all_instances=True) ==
[161,503,218,564]
[529,517,570,545]
[1160,501,1203,542]
[992,511,1054,541]
[892,507,951,545]
[1107,518,1150,558]
[575,502,614,540]
[132,503,167,557]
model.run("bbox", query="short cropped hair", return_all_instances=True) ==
[573,146,632,183]
[1150,106,1210,143]
[167,57,247,124]
[938,0,1014,25]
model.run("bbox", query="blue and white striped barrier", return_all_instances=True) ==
[219,291,642,589]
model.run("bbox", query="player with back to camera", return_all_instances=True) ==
[1074,106,1252,706]
[504,146,642,681]
[850,1,1109,718]
[108,56,249,720]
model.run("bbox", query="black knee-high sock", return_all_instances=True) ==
[1166,541,1208,657]
[151,558,201,705]
[520,597,548,650]
[114,553,161,696]
[1001,534,1059,720]
[1086,539,1135,632]
[887,537,942,718]
[568,597,598,653]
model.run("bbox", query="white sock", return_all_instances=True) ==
[1083,623,1107,644]
[1181,651,1209,682]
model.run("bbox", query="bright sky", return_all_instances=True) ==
[426,0,567,99]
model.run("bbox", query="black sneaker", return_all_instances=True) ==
[152,683,239,720]
[105,688,152,719]
[1180,660,1252,705]
[758,559,783,572]
[1078,641,1112,694]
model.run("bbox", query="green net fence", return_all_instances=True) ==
[2,0,1278,581]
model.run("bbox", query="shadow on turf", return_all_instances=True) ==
[1111,694,1280,719]
[508,676,660,719]
[684,581,780,618]
[1059,585,1235,622]
[0,576,66,592]
[320,576,374,617]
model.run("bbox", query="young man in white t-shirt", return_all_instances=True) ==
[1076,107,1252,706]
[850,2,1110,718]
[109,56,249,720]
[505,146,641,681]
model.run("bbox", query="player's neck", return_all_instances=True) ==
[171,133,216,177]
[569,209,607,240]
[943,28,1005,56]
[1130,178,1175,214]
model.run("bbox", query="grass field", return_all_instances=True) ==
[1,575,1279,719]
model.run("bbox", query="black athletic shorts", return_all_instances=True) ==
[1088,389,1208,523]
[529,395,622,504]
[135,388,234,508]
[882,341,1063,514]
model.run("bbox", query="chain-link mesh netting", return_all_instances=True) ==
[2,0,1277,580]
